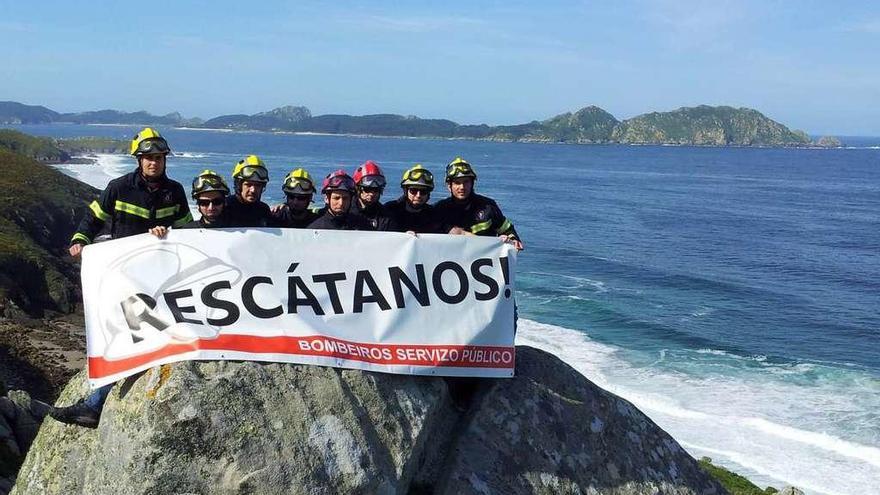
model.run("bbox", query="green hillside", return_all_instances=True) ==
[0,138,97,318]
[611,105,809,146]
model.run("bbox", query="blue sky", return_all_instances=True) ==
[2,0,879,135]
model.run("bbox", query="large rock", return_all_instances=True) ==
[1,390,44,494]
[12,347,724,494]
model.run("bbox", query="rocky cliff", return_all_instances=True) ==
[0,139,97,318]
[12,346,725,495]
[611,106,809,146]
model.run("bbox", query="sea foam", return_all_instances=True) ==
[517,318,880,495]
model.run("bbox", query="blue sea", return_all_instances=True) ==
[10,124,880,494]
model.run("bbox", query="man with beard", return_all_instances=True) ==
[435,157,524,250]
[225,155,272,227]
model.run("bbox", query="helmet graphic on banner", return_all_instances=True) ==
[95,242,243,360]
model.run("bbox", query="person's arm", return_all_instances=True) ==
[170,185,193,229]
[490,203,524,251]
[69,186,116,257]
[149,226,169,238]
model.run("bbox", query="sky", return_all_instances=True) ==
[2,0,879,135]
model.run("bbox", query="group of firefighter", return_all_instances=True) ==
[42,127,522,428]
[69,127,524,257]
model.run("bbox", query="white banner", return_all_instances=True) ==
[82,228,517,387]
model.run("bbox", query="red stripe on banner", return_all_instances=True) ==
[88,334,516,379]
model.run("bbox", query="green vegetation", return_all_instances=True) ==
[698,457,779,495]
[0,129,69,162]
[2,100,813,147]
[611,106,809,146]
[530,106,620,143]
[0,130,129,162]
[0,138,97,318]
[55,136,128,154]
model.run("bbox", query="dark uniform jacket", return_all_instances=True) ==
[274,205,321,228]
[307,210,373,231]
[71,169,192,245]
[179,213,229,229]
[384,197,443,234]
[224,196,272,228]
[434,193,520,240]
[352,200,398,231]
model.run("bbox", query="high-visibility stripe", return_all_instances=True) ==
[114,200,151,219]
[470,219,492,234]
[71,232,91,244]
[496,218,513,234]
[155,205,179,219]
[172,212,193,228]
[89,201,111,221]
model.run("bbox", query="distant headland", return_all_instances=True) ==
[1,100,840,147]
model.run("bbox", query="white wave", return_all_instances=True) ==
[744,417,880,468]
[516,318,880,495]
[174,152,209,158]
[53,153,130,190]
[695,348,728,356]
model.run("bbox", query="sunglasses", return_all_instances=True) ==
[197,198,225,207]
[360,186,382,194]
[407,188,430,196]
[285,193,312,202]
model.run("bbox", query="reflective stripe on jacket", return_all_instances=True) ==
[71,169,192,245]
[434,193,520,240]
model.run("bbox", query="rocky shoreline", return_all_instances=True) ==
[0,130,806,494]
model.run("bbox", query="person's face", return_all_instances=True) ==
[286,193,313,212]
[139,153,166,179]
[196,191,225,222]
[326,191,352,215]
[239,180,265,203]
[448,178,473,200]
[358,186,382,207]
[406,187,430,208]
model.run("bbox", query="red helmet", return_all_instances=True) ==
[321,169,356,194]
[352,160,386,190]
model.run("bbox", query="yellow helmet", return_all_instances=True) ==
[130,127,171,156]
[191,169,230,199]
[445,157,477,181]
[282,168,315,194]
[401,164,434,191]
[232,155,269,183]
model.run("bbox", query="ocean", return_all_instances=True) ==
[10,123,880,494]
